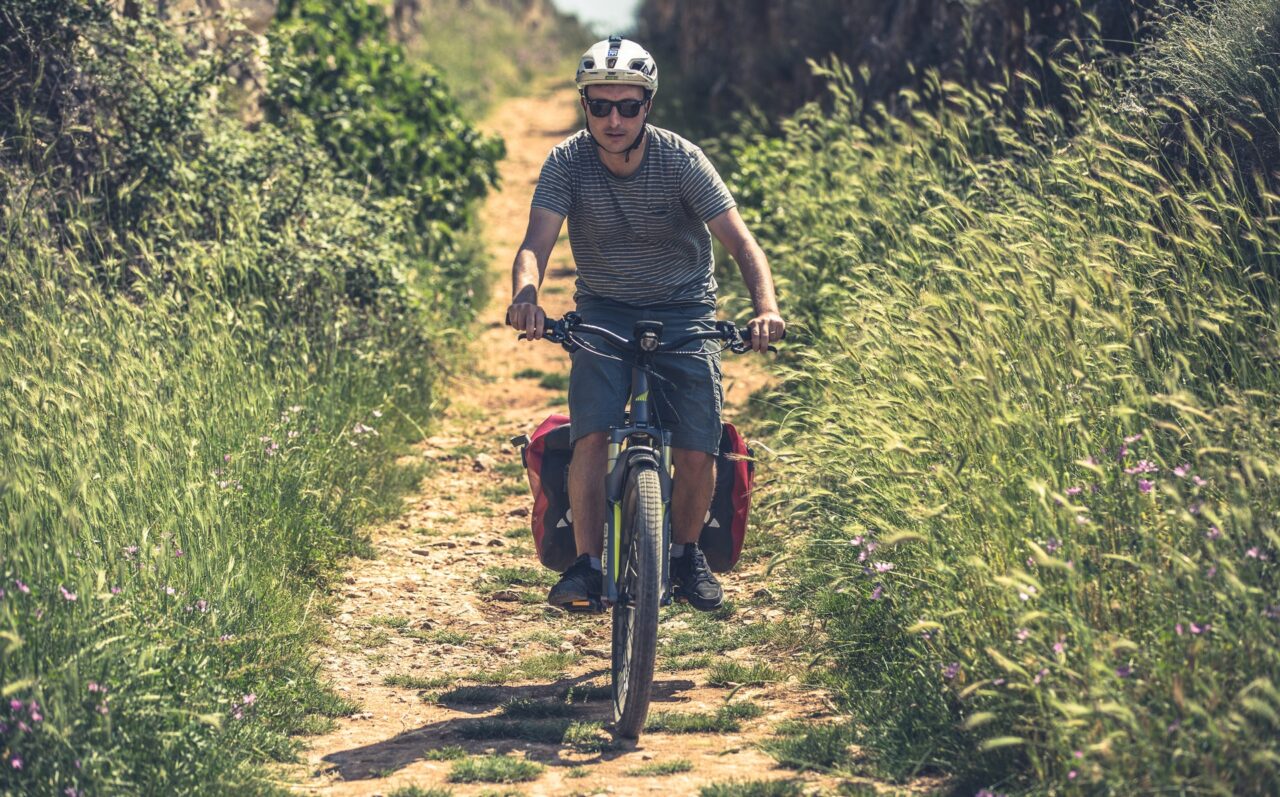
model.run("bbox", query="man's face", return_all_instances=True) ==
[582,84,648,153]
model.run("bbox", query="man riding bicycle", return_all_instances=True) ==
[506,36,786,613]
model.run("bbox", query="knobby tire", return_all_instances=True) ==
[611,465,663,738]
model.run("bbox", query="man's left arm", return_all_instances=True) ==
[707,208,786,352]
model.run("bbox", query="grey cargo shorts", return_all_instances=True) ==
[568,296,723,455]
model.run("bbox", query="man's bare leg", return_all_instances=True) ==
[671,447,716,544]
[670,446,723,610]
[547,431,609,608]
[568,431,608,558]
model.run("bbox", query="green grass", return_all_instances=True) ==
[625,759,695,776]
[514,368,545,379]
[385,674,457,690]
[498,698,579,718]
[761,722,857,773]
[698,781,804,797]
[423,745,468,761]
[566,765,591,778]
[453,718,616,752]
[658,654,715,672]
[516,651,577,679]
[419,629,470,645]
[644,702,763,734]
[388,787,454,797]
[434,685,509,705]
[537,372,569,391]
[705,661,782,687]
[447,754,544,784]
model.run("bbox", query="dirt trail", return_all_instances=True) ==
[280,83,860,797]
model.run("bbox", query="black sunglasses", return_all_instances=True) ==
[585,98,646,118]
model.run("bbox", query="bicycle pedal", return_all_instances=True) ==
[563,598,605,614]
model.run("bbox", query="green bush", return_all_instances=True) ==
[731,35,1280,797]
[269,0,504,311]
[0,0,497,793]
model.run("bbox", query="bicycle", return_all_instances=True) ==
[517,312,771,738]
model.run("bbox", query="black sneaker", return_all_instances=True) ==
[670,543,723,611]
[547,554,603,612]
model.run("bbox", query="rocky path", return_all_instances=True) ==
[279,82,884,797]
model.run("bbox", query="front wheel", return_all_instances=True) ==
[611,464,664,738]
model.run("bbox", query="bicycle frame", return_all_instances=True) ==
[602,333,674,607]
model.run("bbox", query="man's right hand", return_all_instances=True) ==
[506,300,547,340]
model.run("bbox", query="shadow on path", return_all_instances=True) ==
[316,674,698,782]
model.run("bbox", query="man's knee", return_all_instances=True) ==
[672,447,715,476]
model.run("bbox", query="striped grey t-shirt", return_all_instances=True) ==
[531,125,736,307]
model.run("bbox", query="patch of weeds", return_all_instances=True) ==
[419,628,470,645]
[370,615,411,630]
[499,698,579,718]
[645,710,739,734]
[447,754,544,784]
[434,685,509,705]
[761,721,857,772]
[719,701,766,721]
[495,460,526,478]
[561,683,611,703]
[465,666,517,685]
[625,758,694,776]
[365,652,389,665]
[355,628,391,648]
[480,565,558,591]
[290,714,338,736]
[646,701,765,733]
[455,717,570,744]
[520,628,563,646]
[658,654,714,672]
[384,674,456,690]
[448,443,481,459]
[546,393,568,407]
[698,780,804,797]
[661,631,736,657]
[504,525,529,538]
[517,651,577,679]
[514,368,545,379]
[705,661,781,687]
[423,745,468,761]
[566,766,591,778]
[464,502,496,517]
[537,372,569,391]
[476,791,522,797]
[388,787,454,797]
[561,720,618,753]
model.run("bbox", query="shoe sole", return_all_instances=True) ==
[673,587,723,612]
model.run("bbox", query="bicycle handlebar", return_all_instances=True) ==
[518,313,783,354]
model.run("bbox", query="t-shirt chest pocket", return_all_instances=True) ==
[636,199,680,241]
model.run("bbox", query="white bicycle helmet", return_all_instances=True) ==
[575,35,658,97]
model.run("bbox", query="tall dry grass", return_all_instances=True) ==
[730,36,1280,795]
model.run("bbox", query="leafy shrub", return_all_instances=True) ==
[731,28,1280,797]
[269,0,504,310]
[0,0,498,793]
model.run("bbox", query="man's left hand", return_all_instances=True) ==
[746,311,786,353]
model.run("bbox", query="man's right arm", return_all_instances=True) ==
[506,206,565,340]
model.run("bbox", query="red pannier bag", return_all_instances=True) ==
[515,415,755,574]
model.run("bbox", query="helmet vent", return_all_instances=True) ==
[582,59,594,69]
[629,60,646,71]
[606,57,617,68]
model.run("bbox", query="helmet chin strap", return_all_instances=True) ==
[584,99,650,163]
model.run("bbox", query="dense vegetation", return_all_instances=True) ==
[730,1,1280,793]
[638,0,1170,139]
[0,1,499,793]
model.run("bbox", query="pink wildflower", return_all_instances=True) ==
[1015,628,1030,642]
[15,579,29,594]
[110,586,121,594]
[88,682,100,693]
[224,453,232,463]
[59,585,77,601]
[1138,479,1154,494]
[165,586,175,596]
[872,561,894,573]
[242,693,256,706]
[1124,433,1143,444]
[10,757,21,770]
[174,549,184,558]
[1192,475,1207,486]
[1173,464,1190,477]
[1065,486,1082,496]
[942,662,960,680]
[1206,526,1222,540]
[1175,623,1184,636]
[1068,770,1078,780]
[10,698,22,711]
[870,584,883,600]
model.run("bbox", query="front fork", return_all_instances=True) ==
[602,429,673,606]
